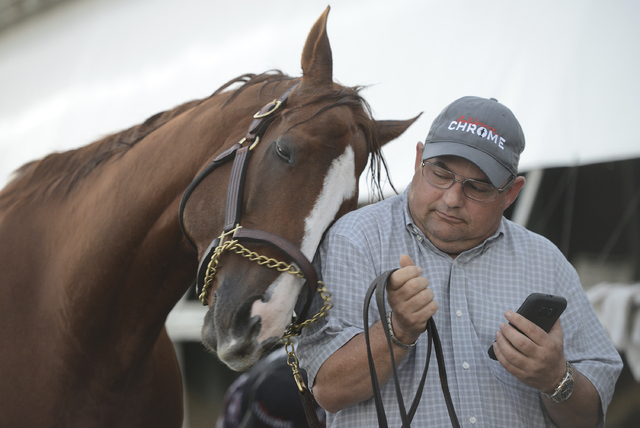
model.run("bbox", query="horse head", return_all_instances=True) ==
[180,7,418,371]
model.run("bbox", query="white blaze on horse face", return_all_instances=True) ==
[251,145,357,342]
[301,144,357,259]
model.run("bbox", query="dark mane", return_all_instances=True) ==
[0,70,391,208]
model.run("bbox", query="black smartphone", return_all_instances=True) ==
[488,293,567,360]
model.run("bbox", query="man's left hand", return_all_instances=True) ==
[492,311,567,394]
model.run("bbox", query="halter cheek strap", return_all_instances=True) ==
[178,82,300,250]
[224,146,251,232]
[178,82,325,428]
[178,142,242,250]
[178,82,317,320]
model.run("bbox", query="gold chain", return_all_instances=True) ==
[283,282,332,336]
[198,225,308,304]
[199,226,238,304]
[198,225,333,393]
[281,282,332,392]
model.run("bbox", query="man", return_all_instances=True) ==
[298,96,622,427]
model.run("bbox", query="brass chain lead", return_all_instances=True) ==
[281,282,332,392]
[198,224,333,394]
[198,225,307,304]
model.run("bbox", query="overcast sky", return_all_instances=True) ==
[1,0,639,198]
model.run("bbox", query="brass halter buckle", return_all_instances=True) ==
[253,99,282,118]
[198,225,242,304]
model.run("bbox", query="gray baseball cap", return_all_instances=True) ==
[422,96,525,188]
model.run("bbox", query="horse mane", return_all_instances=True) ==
[0,97,204,208]
[0,71,391,208]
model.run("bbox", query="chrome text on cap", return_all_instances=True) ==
[447,115,506,150]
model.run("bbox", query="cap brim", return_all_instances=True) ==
[422,142,512,188]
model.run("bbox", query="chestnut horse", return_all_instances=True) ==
[0,7,417,427]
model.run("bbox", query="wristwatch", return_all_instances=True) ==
[540,361,574,403]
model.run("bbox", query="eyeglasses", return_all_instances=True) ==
[421,161,515,203]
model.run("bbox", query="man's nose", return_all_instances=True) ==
[442,179,466,206]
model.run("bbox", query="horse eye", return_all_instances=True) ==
[275,144,291,162]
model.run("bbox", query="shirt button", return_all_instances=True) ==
[456,310,462,317]
[462,362,470,370]
[470,416,477,424]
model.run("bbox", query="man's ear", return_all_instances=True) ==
[415,142,424,171]
[504,176,526,209]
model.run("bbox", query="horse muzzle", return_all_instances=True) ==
[200,273,301,371]
[201,296,271,372]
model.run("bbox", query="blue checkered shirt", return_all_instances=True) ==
[298,189,622,427]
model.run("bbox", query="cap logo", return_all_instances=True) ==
[448,115,505,150]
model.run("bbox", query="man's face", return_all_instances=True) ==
[408,144,524,257]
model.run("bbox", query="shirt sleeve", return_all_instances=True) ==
[550,249,623,426]
[297,219,383,391]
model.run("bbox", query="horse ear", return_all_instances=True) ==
[300,6,333,88]
[376,114,422,146]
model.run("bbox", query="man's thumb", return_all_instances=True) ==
[399,254,416,268]
[389,254,422,291]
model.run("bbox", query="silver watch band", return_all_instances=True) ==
[540,361,574,403]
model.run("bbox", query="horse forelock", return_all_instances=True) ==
[282,84,391,200]
[211,71,387,164]
[212,72,392,198]
[214,70,291,107]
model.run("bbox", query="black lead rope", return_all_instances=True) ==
[363,269,460,428]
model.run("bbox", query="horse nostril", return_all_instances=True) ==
[232,294,263,337]
[245,315,262,337]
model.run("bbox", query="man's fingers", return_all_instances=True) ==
[549,318,563,342]
[507,311,551,346]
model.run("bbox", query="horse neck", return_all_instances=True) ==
[52,92,253,349]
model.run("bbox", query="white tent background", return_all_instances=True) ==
[1,1,640,426]
[2,0,639,194]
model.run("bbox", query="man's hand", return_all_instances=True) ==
[386,254,438,346]
[312,254,438,412]
[492,311,566,393]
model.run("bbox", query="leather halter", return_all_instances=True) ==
[177,82,318,322]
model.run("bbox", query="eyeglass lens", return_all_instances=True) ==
[422,162,498,202]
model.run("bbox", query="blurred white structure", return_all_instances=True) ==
[2,1,640,426]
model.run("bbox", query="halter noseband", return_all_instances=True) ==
[177,82,323,324]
